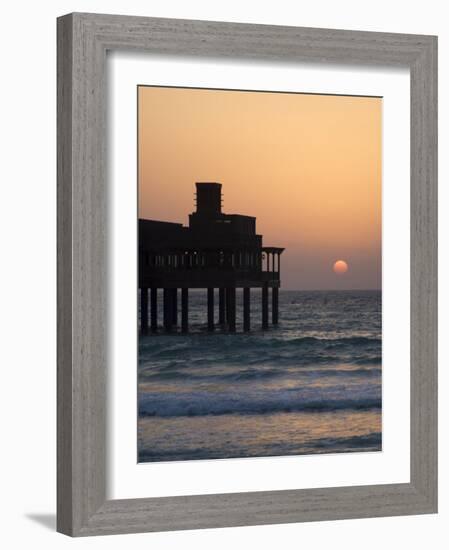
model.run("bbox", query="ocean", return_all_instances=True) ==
[138,290,382,462]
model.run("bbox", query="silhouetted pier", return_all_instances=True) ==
[139,182,284,333]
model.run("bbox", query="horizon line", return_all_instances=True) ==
[282,289,381,292]
[181,288,381,292]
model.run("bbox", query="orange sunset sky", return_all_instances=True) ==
[138,86,382,290]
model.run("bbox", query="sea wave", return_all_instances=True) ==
[138,388,381,418]
[141,365,381,383]
[138,431,382,462]
[139,334,382,375]
[310,432,382,449]
[140,334,381,352]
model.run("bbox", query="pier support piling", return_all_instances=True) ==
[207,288,214,331]
[150,288,157,332]
[272,287,279,325]
[218,288,226,326]
[181,288,188,333]
[171,288,178,326]
[163,288,173,332]
[226,287,236,332]
[140,287,148,334]
[243,288,250,332]
[262,284,269,330]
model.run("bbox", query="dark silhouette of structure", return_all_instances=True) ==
[139,182,284,333]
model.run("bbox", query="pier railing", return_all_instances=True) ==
[139,247,283,287]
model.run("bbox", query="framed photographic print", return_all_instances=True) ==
[136,85,383,463]
[57,13,437,536]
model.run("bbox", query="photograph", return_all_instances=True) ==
[137,85,382,463]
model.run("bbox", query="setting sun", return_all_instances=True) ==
[333,260,349,274]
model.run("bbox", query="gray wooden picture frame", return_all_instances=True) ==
[57,12,438,537]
